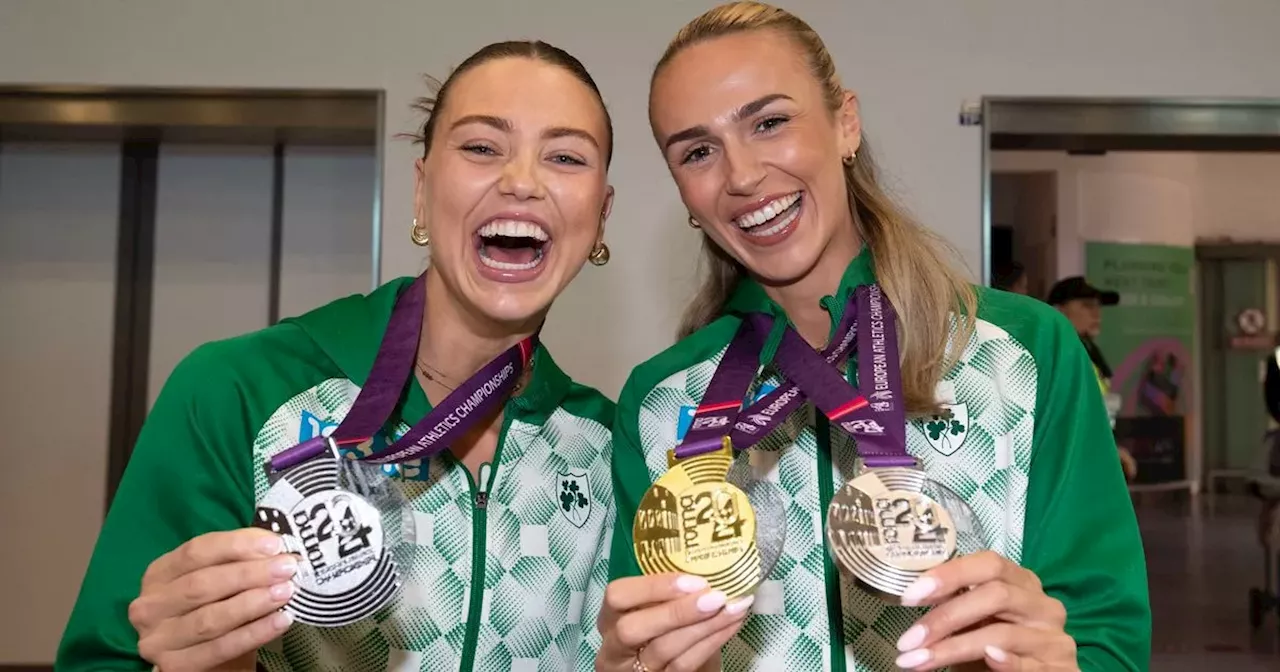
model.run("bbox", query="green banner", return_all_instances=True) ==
[1085,242,1195,484]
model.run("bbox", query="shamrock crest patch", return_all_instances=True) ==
[557,471,591,528]
[923,404,969,456]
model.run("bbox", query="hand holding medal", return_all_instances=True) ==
[761,285,1073,670]
[253,273,534,629]
[128,528,298,672]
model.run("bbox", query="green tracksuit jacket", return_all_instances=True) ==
[608,249,1151,671]
[57,277,616,672]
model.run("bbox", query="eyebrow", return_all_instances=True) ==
[451,115,600,150]
[662,93,795,152]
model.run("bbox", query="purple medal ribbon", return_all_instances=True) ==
[675,284,912,469]
[765,284,912,467]
[268,273,536,473]
[675,300,858,459]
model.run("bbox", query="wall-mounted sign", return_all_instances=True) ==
[1237,308,1267,335]
[1230,307,1272,350]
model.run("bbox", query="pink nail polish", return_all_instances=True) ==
[900,577,939,606]
[675,575,709,593]
[894,649,931,669]
[896,624,927,652]
[696,590,727,613]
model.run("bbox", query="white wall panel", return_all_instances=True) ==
[279,145,376,320]
[148,145,273,408]
[0,142,120,662]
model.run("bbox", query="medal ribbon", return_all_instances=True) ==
[674,299,857,459]
[764,284,912,467]
[675,284,912,468]
[268,273,535,472]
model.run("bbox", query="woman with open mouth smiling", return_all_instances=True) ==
[596,3,1149,672]
[59,41,618,672]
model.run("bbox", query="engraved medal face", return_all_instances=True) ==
[256,456,401,627]
[826,467,961,600]
[635,444,761,599]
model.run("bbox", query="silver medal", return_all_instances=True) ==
[256,454,402,627]
[725,450,788,584]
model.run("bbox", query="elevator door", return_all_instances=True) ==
[0,139,375,665]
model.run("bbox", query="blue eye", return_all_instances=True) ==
[462,144,497,156]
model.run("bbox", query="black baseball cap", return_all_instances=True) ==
[1046,276,1119,306]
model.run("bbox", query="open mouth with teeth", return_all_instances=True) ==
[475,219,550,273]
[734,192,803,239]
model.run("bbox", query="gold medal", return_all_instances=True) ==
[633,438,761,599]
[826,467,958,601]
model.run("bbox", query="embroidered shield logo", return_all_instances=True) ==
[557,471,591,528]
[923,404,969,456]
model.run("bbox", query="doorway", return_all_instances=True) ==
[1198,244,1280,484]
[978,96,1280,664]
[991,171,1057,300]
[0,86,381,665]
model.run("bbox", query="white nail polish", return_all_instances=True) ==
[725,595,755,615]
[894,649,931,669]
[896,624,927,652]
[900,577,939,606]
[985,645,1008,662]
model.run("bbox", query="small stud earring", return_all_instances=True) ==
[588,241,610,266]
[410,218,430,246]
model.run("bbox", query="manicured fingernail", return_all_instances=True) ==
[272,556,299,578]
[696,590,727,613]
[900,577,939,606]
[985,645,1008,662]
[259,535,284,554]
[269,582,294,601]
[896,624,927,652]
[271,610,294,630]
[894,649,931,669]
[725,595,755,616]
[675,575,709,593]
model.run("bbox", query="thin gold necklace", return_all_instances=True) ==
[416,359,532,395]
[416,359,458,391]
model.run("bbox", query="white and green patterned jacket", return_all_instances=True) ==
[59,277,615,672]
[609,250,1150,672]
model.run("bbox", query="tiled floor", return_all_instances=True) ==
[1139,491,1279,670]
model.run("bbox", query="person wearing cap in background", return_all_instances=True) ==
[1046,276,1136,479]
[1047,276,1120,396]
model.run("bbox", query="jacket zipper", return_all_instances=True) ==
[816,413,848,672]
[816,294,849,672]
[456,411,514,672]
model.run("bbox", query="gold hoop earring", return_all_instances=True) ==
[588,241,610,266]
[843,152,856,166]
[410,218,430,247]
[687,214,701,229]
